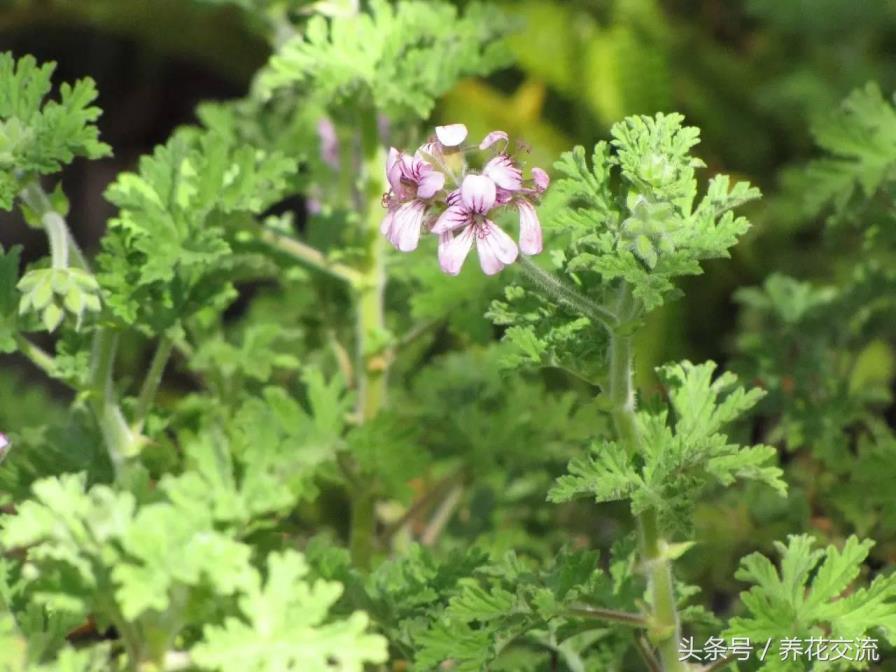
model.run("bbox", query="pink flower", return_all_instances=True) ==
[432,174,518,275]
[532,167,550,192]
[484,154,522,191]
[381,148,445,251]
[0,433,9,461]
[479,130,509,150]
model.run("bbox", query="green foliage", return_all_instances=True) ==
[0,244,22,352]
[550,361,785,529]
[0,53,110,210]
[17,267,101,333]
[192,551,388,671]
[725,535,896,667]
[258,0,511,119]
[97,114,296,332]
[548,114,760,311]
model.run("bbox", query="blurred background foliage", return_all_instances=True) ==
[3,0,896,657]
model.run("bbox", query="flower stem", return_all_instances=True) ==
[348,117,389,571]
[90,328,139,481]
[607,285,684,672]
[259,227,363,286]
[19,180,138,482]
[14,333,58,380]
[516,255,618,332]
[132,334,174,435]
[566,606,649,628]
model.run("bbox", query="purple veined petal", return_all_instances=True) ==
[435,123,468,147]
[440,227,474,275]
[446,188,462,206]
[476,220,519,275]
[495,187,514,205]
[432,204,471,234]
[389,201,426,252]
[387,148,404,192]
[532,167,550,192]
[517,200,543,255]
[484,155,523,191]
[416,169,446,199]
[479,130,509,150]
[460,174,497,213]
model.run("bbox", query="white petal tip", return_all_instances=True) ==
[435,123,468,147]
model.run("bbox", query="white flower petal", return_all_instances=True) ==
[476,221,518,275]
[380,209,395,236]
[460,174,497,213]
[432,205,470,234]
[517,200,543,255]
[390,201,425,252]
[416,169,445,199]
[440,227,474,275]
[484,155,523,191]
[435,123,468,147]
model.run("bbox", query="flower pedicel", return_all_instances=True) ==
[380,124,549,275]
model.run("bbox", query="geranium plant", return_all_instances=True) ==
[1,2,895,672]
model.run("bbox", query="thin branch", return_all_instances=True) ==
[14,333,59,380]
[633,632,663,672]
[131,334,174,434]
[566,605,649,628]
[420,483,463,547]
[516,255,618,332]
[381,469,465,542]
[701,654,736,672]
[259,227,363,286]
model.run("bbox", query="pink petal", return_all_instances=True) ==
[389,201,425,252]
[432,205,470,234]
[446,188,462,206]
[387,148,402,192]
[416,169,445,199]
[517,200,543,255]
[460,174,497,213]
[439,227,474,275]
[476,221,518,275]
[484,155,523,191]
[435,123,468,147]
[479,130,509,150]
[532,167,550,192]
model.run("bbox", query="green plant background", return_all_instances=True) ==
[2,0,896,670]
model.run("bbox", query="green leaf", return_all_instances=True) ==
[726,535,896,650]
[258,0,511,120]
[0,53,110,210]
[191,550,388,672]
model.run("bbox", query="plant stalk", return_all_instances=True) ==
[606,285,684,672]
[132,334,174,435]
[90,328,138,481]
[348,117,389,570]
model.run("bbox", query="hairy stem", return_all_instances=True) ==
[132,334,174,435]
[259,227,363,286]
[607,286,684,672]
[20,180,138,482]
[14,333,58,380]
[516,255,618,332]
[90,328,138,481]
[348,118,389,571]
[566,606,649,628]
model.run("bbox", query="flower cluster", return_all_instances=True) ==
[380,124,549,275]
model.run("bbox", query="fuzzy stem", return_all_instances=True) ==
[607,285,684,672]
[14,333,59,379]
[517,255,618,332]
[348,117,389,571]
[259,227,363,286]
[90,328,138,481]
[19,180,137,482]
[566,606,649,628]
[132,334,174,435]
